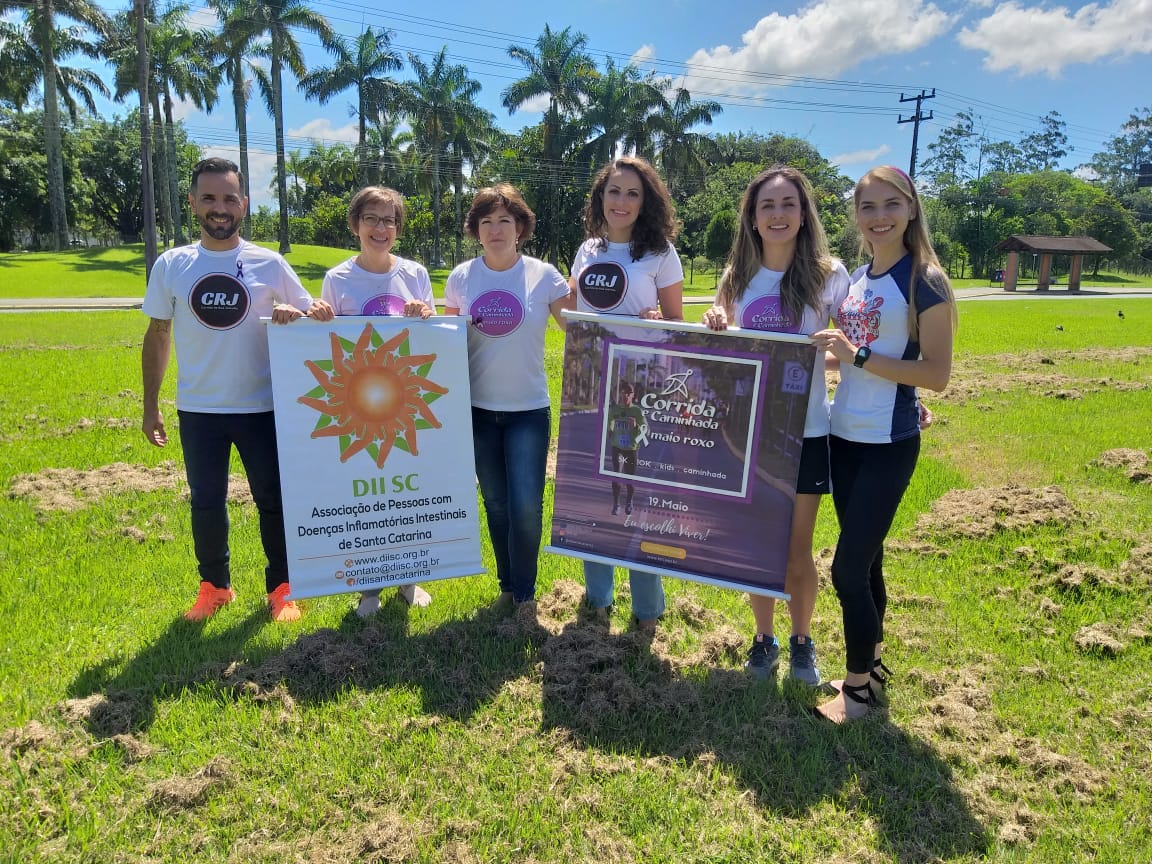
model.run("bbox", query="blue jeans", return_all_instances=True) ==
[583,561,665,621]
[471,406,550,602]
[178,410,288,593]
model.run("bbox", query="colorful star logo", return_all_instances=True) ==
[298,323,447,467]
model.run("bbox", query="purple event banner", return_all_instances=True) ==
[546,313,817,598]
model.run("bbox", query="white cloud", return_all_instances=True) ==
[509,93,551,115]
[957,0,1152,76]
[186,6,218,32]
[202,145,278,210]
[683,0,954,91]
[630,44,656,68]
[830,144,892,166]
[287,118,359,145]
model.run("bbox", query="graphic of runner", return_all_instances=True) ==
[606,381,646,515]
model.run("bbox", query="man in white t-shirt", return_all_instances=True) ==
[141,157,333,623]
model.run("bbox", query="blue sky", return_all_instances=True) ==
[79,0,1152,208]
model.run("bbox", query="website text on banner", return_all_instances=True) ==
[268,317,484,600]
[547,313,815,599]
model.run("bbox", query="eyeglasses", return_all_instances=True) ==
[360,214,397,228]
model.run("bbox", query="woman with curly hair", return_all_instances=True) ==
[569,156,684,633]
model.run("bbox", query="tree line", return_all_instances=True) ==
[2,1,1150,277]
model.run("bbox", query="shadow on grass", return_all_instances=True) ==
[537,617,990,864]
[66,591,541,736]
[290,262,334,285]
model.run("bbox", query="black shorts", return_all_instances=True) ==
[796,435,830,495]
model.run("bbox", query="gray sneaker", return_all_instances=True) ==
[744,634,780,679]
[787,635,821,686]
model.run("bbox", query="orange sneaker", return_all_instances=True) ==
[267,583,302,622]
[185,581,236,621]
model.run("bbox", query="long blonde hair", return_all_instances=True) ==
[854,166,957,339]
[716,166,832,321]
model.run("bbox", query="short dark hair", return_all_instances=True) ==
[191,157,243,191]
[348,186,406,234]
[465,184,536,242]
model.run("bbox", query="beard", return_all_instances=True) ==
[198,212,239,241]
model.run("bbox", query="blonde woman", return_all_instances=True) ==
[812,166,957,722]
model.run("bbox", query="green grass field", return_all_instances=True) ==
[0,244,723,300]
[1,298,1151,863]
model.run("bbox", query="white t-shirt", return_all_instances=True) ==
[831,255,947,444]
[570,239,683,316]
[444,255,570,411]
[321,255,433,316]
[142,240,313,412]
[729,261,850,437]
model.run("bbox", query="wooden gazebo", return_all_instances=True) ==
[993,235,1112,292]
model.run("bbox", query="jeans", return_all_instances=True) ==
[178,410,289,594]
[471,406,550,603]
[828,434,920,674]
[583,561,665,621]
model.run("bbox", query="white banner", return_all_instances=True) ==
[268,317,484,600]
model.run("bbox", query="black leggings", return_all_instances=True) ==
[829,434,920,674]
[611,446,637,504]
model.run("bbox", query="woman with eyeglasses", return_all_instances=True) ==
[321,186,436,617]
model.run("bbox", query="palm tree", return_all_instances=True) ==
[501,25,595,264]
[402,48,480,266]
[580,59,667,166]
[151,5,219,244]
[4,0,110,250]
[208,0,269,237]
[300,26,403,187]
[447,104,494,262]
[652,87,722,199]
[106,4,216,247]
[247,0,335,253]
[363,116,413,189]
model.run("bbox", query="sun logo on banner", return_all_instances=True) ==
[298,323,448,467]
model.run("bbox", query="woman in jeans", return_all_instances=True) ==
[444,185,569,608]
[569,156,684,633]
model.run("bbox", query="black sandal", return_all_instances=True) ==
[841,680,875,707]
[872,658,893,687]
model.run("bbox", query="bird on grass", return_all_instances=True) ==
[1055,325,1064,331]
[1118,310,1125,319]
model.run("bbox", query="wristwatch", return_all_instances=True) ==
[853,346,872,368]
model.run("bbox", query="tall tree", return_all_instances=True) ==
[651,86,721,199]
[208,0,269,237]
[4,0,109,250]
[1019,110,1069,172]
[502,25,595,264]
[248,0,335,253]
[301,26,403,187]
[579,59,666,166]
[151,5,218,244]
[402,47,480,266]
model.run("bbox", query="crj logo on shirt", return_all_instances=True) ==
[298,323,448,468]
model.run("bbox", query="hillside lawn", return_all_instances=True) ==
[1,298,1150,862]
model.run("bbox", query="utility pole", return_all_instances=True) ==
[898,89,935,179]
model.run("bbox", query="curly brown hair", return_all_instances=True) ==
[465,183,536,242]
[583,157,678,261]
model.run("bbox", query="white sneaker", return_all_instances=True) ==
[398,584,432,607]
[355,592,382,618]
